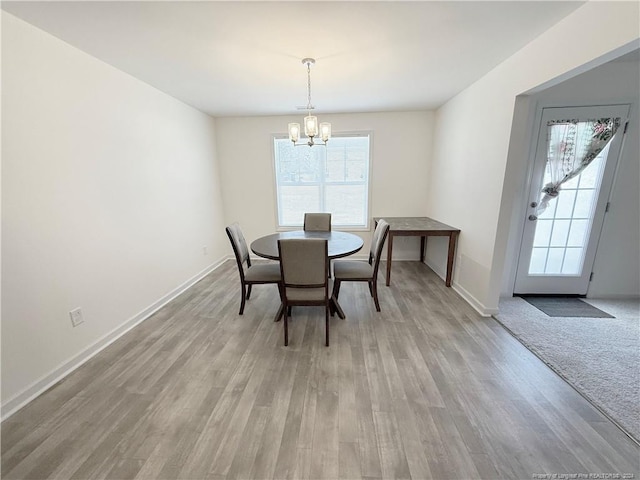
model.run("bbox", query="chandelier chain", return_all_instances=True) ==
[307,61,312,111]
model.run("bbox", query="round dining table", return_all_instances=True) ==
[250,230,364,320]
[250,230,364,261]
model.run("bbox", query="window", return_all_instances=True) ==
[273,134,371,228]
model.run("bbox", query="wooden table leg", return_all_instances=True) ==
[446,231,458,287]
[420,236,426,262]
[385,233,393,286]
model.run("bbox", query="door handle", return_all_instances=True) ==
[528,215,538,221]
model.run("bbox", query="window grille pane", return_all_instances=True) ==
[546,248,565,274]
[274,135,370,227]
[279,185,321,226]
[555,189,576,219]
[574,189,596,218]
[326,154,346,182]
[567,219,589,247]
[529,247,548,274]
[550,219,570,247]
[275,142,323,183]
[562,247,583,274]
[325,185,367,225]
[533,220,552,247]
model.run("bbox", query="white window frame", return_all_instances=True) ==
[272,131,373,231]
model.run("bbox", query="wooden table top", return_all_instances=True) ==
[250,230,364,261]
[374,216,460,233]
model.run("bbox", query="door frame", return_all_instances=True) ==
[507,99,632,296]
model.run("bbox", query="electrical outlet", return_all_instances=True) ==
[69,308,84,327]
[203,246,208,256]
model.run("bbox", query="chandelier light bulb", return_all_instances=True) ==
[304,116,318,137]
[320,122,331,143]
[288,123,300,143]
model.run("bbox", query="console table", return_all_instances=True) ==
[373,217,460,287]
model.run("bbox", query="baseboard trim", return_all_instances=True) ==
[422,258,446,283]
[452,281,497,317]
[1,258,227,421]
[421,259,496,317]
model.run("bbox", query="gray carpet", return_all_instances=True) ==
[520,296,614,318]
[494,297,639,442]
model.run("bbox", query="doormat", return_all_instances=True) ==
[519,296,615,318]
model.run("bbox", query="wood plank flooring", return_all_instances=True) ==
[2,260,638,479]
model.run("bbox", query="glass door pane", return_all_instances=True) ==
[528,143,610,276]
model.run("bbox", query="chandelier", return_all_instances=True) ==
[288,58,331,147]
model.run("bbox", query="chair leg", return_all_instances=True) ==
[275,284,285,322]
[332,279,341,300]
[325,305,329,347]
[274,303,284,322]
[246,284,252,300]
[371,280,381,312]
[283,302,289,346]
[368,281,374,297]
[239,283,247,315]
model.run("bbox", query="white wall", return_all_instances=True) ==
[428,2,639,314]
[501,59,640,298]
[216,111,434,258]
[1,13,227,412]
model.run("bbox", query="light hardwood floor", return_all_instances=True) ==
[2,260,638,479]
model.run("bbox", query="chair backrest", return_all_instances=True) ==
[225,223,250,274]
[369,220,390,270]
[278,239,328,288]
[303,213,332,232]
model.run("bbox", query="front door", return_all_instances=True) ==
[514,104,629,295]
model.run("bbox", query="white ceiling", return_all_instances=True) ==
[2,1,584,117]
